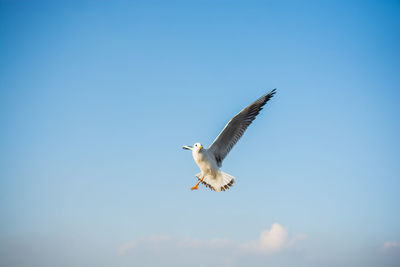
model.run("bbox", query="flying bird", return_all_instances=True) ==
[183,89,276,192]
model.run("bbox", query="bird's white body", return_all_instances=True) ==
[188,144,235,192]
[192,149,218,177]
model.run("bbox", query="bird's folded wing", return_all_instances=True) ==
[208,89,276,167]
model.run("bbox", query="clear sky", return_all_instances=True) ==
[0,0,399,266]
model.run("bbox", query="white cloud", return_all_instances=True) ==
[119,223,306,257]
[241,223,307,254]
[118,241,137,255]
[381,241,400,253]
[177,237,235,249]
[118,235,172,255]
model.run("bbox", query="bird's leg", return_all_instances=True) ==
[191,176,204,191]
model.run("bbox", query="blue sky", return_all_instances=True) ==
[0,0,399,266]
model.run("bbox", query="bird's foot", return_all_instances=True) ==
[191,176,204,191]
[191,184,199,190]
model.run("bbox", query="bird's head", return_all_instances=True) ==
[182,143,203,152]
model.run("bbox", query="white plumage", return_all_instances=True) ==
[183,89,276,192]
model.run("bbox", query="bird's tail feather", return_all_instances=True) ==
[195,171,235,192]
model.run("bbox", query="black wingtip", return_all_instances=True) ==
[261,88,277,104]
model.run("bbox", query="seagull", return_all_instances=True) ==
[183,89,276,192]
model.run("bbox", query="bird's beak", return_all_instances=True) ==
[182,145,192,150]
[199,145,203,150]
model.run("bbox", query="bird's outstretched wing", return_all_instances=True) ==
[208,89,276,167]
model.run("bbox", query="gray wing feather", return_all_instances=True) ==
[208,89,276,167]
